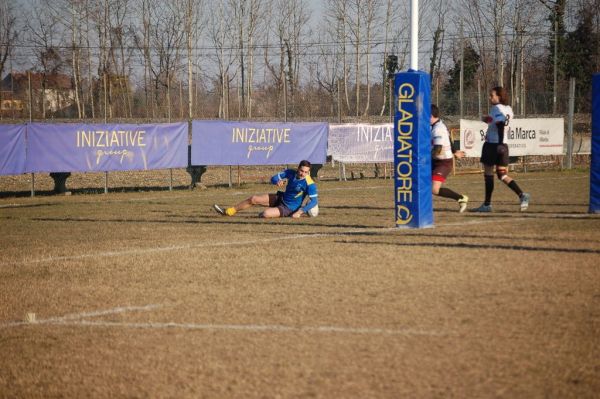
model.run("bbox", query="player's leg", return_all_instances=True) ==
[214,193,271,216]
[473,143,495,212]
[433,159,468,212]
[259,207,282,218]
[432,179,442,195]
[472,163,494,212]
[495,144,530,210]
[259,193,286,218]
[260,195,294,218]
[433,173,468,213]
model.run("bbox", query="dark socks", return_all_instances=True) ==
[507,180,524,197]
[484,175,494,205]
[438,187,462,201]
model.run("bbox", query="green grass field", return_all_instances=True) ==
[1,169,599,398]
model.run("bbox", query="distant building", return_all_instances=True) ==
[1,72,75,116]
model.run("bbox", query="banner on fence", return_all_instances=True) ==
[191,121,328,165]
[328,124,393,163]
[0,124,26,175]
[26,122,188,173]
[460,118,564,157]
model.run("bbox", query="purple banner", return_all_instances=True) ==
[191,121,328,165]
[0,124,26,175]
[26,122,188,173]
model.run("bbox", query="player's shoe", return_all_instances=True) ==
[458,195,469,213]
[471,203,492,213]
[519,193,530,211]
[213,204,226,215]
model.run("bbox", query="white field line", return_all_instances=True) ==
[13,217,525,265]
[0,304,163,329]
[40,319,451,337]
[0,203,28,208]
[1,302,449,337]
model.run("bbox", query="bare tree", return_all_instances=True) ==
[461,0,491,87]
[313,24,341,116]
[324,0,353,113]
[106,0,134,118]
[379,0,393,116]
[361,0,381,116]
[346,0,362,116]
[207,0,236,118]
[47,0,84,118]
[134,0,184,119]
[0,0,18,118]
[246,0,264,118]
[24,1,65,119]
[264,0,311,118]
[506,0,543,114]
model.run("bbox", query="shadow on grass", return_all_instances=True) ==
[324,205,391,211]
[334,240,600,254]
[333,230,600,244]
[463,210,596,218]
[0,203,60,210]
[0,185,194,199]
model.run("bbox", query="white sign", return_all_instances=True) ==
[328,124,393,163]
[460,118,564,157]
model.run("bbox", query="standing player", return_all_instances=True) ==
[472,86,530,212]
[431,104,469,213]
[213,160,318,219]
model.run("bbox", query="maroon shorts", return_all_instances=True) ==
[269,191,294,217]
[432,159,453,183]
[480,142,509,167]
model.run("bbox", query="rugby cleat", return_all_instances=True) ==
[471,203,492,213]
[520,193,530,211]
[213,204,226,215]
[458,195,469,213]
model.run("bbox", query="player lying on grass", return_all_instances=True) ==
[213,160,319,218]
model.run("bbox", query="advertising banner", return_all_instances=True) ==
[460,118,564,157]
[26,122,188,173]
[393,71,433,228]
[328,124,393,163]
[191,120,328,165]
[0,124,26,175]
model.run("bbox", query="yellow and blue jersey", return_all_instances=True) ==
[271,169,318,212]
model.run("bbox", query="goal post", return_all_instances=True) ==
[392,0,433,228]
[590,73,600,213]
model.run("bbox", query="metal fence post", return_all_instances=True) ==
[567,77,575,169]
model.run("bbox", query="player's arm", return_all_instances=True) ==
[301,184,318,213]
[450,139,465,158]
[271,169,292,187]
[490,108,509,143]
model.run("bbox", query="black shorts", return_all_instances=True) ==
[269,191,294,217]
[480,142,509,167]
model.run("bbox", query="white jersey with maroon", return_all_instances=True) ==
[431,119,453,160]
[485,104,514,144]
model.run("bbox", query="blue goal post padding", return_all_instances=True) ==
[591,73,600,213]
[393,71,433,228]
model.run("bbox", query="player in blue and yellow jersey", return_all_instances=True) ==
[213,160,319,218]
